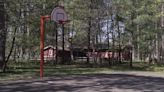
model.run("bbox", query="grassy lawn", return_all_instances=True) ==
[0,61,164,81]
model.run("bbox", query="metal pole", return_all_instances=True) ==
[62,24,65,51]
[62,23,65,64]
[40,15,50,79]
[40,16,44,79]
[55,23,58,64]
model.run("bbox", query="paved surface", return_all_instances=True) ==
[0,72,164,92]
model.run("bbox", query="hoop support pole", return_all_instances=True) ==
[40,16,50,80]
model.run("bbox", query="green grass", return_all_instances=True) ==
[0,61,164,81]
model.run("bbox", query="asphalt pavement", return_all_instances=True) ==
[0,72,164,92]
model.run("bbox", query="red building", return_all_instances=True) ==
[42,46,130,62]
[43,45,70,61]
[44,46,56,61]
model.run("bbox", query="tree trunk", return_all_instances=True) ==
[155,21,160,63]
[110,14,115,65]
[3,27,17,72]
[161,32,164,63]
[87,17,91,64]
[137,24,140,61]
[116,17,122,64]
[161,3,164,63]
[0,0,6,71]
[98,19,102,65]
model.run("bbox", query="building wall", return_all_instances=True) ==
[44,48,56,60]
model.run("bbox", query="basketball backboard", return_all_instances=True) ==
[51,6,68,24]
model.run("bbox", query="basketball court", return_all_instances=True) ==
[1,72,164,92]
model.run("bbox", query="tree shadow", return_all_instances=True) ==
[1,74,164,92]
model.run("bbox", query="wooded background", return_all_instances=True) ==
[0,0,164,71]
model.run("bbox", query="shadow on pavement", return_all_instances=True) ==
[0,74,164,92]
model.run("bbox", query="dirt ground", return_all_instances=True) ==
[0,72,164,92]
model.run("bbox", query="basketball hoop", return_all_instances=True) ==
[51,6,68,24]
[39,6,69,79]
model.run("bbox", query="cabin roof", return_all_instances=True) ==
[44,45,70,51]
